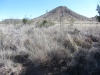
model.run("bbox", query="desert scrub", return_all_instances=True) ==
[74,37,92,49]
[0,30,5,60]
[69,18,75,26]
[68,28,80,35]
[22,18,28,24]
[0,23,100,75]
[22,17,32,25]
[37,20,54,27]
[96,16,100,22]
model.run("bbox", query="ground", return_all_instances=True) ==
[0,21,100,75]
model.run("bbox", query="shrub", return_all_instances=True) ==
[69,18,75,26]
[22,18,28,24]
[42,20,48,24]
[96,15,100,22]
[37,20,54,27]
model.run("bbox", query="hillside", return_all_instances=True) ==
[0,19,22,24]
[32,6,89,24]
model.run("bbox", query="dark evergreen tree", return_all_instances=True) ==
[96,4,100,22]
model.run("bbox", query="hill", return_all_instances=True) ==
[32,6,89,24]
[0,6,95,25]
[0,19,22,24]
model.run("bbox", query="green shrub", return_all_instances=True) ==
[37,20,54,27]
[42,20,48,24]
[96,15,100,22]
[69,18,75,26]
[22,18,28,24]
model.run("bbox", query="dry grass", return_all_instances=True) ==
[0,22,100,75]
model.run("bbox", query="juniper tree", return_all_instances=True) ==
[96,4,100,22]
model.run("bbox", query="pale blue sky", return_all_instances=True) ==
[0,0,100,21]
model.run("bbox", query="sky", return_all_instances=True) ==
[0,0,100,21]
